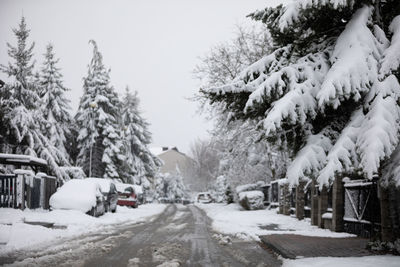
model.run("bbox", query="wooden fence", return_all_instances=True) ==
[0,173,57,210]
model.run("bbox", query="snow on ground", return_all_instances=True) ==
[196,203,354,241]
[282,255,400,267]
[0,204,166,253]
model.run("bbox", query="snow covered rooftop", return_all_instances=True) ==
[150,146,181,156]
[0,153,47,167]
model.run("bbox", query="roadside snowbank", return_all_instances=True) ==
[282,255,400,267]
[0,204,166,253]
[196,203,354,241]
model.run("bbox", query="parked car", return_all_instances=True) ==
[196,192,213,204]
[49,179,105,217]
[115,183,138,208]
[86,178,118,213]
[158,197,172,204]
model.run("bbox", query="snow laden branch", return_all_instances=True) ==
[202,2,400,187]
[317,109,364,187]
[317,6,381,108]
[286,133,332,187]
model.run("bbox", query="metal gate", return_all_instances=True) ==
[343,180,380,238]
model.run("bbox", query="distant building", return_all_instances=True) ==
[150,146,193,176]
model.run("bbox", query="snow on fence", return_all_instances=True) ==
[0,171,57,210]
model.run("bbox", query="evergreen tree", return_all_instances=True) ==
[38,43,73,157]
[0,17,70,181]
[194,24,286,187]
[121,87,161,183]
[201,0,400,188]
[75,40,123,179]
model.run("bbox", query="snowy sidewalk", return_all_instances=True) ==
[260,234,373,259]
[196,203,354,241]
[196,203,400,266]
[0,204,166,254]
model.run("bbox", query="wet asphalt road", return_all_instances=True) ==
[2,204,281,267]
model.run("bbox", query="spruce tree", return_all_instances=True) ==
[121,87,161,183]
[0,17,70,181]
[201,1,400,187]
[75,40,123,179]
[38,43,73,157]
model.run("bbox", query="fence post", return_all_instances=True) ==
[332,176,344,232]
[16,174,25,210]
[318,186,329,228]
[311,180,319,225]
[379,185,393,242]
[296,181,306,220]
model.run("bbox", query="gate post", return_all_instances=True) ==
[379,185,393,242]
[332,176,344,232]
[311,180,319,225]
[296,180,306,220]
[281,183,291,215]
[16,173,25,210]
[318,186,329,228]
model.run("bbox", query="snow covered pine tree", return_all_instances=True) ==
[75,40,124,180]
[120,87,162,184]
[38,44,73,158]
[201,0,400,239]
[0,17,71,181]
[203,0,400,188]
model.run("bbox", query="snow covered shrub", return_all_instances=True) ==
[367,239,400,255]
[238,190,264,210]
[211,175,234,203]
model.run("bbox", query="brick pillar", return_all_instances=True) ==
[379,185,394,242]
[332,176,344,232]
[318,186,329,228]
[311,180,319,225]
[296,181,305,220]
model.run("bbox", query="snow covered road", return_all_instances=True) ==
[1,204,281,266]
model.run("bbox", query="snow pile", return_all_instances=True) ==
[49,179,102,212]
[0,204,166,253]
[238,191,264,210]
[196,203,353,241]
[282,255,400,267]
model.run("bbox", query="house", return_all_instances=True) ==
[150,146,193,176]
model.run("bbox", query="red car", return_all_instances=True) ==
[116,184,138,208]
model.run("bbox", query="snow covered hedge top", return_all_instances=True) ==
[203,1,400,188]
[238,190,264,201]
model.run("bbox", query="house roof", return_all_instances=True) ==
[0,153,48,168]
[150,146,186,157]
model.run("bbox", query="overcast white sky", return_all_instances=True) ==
[0,0,286,153]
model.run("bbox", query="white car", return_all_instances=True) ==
[50,179,105,217]
[196,192,213,204]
